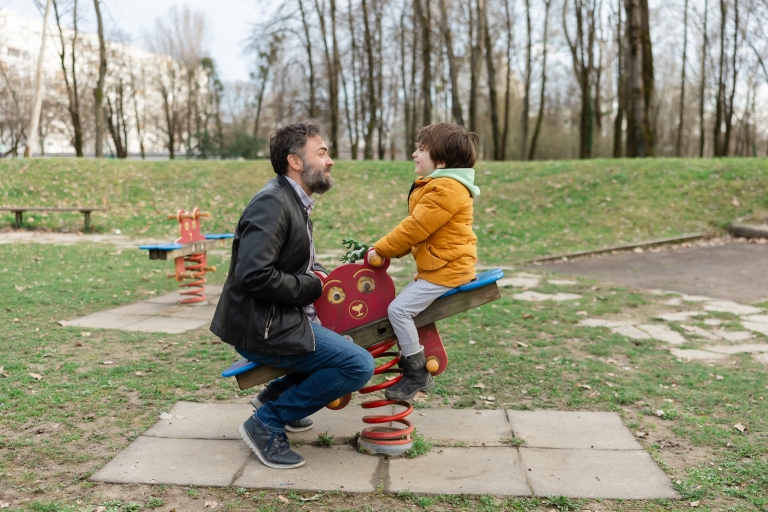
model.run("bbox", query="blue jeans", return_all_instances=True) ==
[236,323,375,433]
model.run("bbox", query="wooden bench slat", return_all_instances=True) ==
[1,207,105,230]
[233,282,501,390]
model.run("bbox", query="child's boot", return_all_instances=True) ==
[384,347,435,401]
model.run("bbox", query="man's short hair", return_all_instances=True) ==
[269,119,323,175]
[416,123,479,168]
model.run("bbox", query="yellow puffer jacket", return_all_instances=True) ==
[374,174,478,288]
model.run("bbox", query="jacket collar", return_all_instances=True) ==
[276,174,309,221]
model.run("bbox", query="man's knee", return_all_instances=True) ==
[349,347,375,382]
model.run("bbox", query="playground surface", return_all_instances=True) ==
[92,402,678,499]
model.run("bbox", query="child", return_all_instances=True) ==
[372,123,480,401]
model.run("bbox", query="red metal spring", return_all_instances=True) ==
[358,338,414,446]
[179,253,207,304]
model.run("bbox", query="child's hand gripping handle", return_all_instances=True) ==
[366,248,385,267]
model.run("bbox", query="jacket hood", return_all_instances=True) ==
[427,168,481,197]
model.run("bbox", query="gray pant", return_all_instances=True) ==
[388,279,453,356]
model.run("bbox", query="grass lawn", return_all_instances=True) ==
[0,158,766,511]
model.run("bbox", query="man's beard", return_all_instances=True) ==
[302,159,335,194]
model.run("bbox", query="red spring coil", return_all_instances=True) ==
[179,253,207,304]
[358,338,414,445]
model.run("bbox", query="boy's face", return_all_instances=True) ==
[412,143,444,177]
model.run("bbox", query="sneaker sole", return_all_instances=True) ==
[238,424,306,469]
[285,422,313,433]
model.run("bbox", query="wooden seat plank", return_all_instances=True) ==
[1,206,106,230]
[233,282,501,390]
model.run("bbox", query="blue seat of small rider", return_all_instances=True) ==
[221,268,505,378]
[138,234,234,252]
[438,268,505,298]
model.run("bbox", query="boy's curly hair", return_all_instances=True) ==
[416,123,479,168]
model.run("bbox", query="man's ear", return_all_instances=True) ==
[287,154,303,172]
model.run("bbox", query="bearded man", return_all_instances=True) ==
[210,120,374,469]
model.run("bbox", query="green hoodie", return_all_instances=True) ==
[427,168,481,198]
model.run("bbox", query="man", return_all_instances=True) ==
[210,120,374,469]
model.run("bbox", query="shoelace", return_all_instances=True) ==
[268,431,291,454]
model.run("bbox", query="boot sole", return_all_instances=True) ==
[238,424,306,469]
[251,398,314,433]
[384,381,436,401]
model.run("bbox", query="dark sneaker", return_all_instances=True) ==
[238,415,305,469]
[384,347,435,401]
[251,393,314,433]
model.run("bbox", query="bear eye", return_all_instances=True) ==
[357,276,375,294]
[328,286,346,304]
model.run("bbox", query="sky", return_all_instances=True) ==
[2,0,261,82]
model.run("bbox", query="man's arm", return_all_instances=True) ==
[235,193,322,306]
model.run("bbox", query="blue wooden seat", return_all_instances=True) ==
[138,233,234,252]
[221,268,504,379]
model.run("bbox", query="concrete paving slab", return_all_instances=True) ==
[533,241,768,303]
[109,301,175,315]
[162,304,218,320]
[742,322,768,337]
[61,312,151,330]
[498,277,540,288]
[704,301,762,316]
[387,447,531,496]
[506,410,641,450]
[287,405,378,444]
[144,402,252,440]
[411,409,513,447]
[234,445,380,492]
[91,437,250,486]
[519,448,680,499]
[123,315,210,334]
[703,343,768,354]
[668,348,729,361]
[144,289,190,304]
[638,324,687,345]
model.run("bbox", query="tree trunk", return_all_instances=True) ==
[400,7,411,156]
[468,0,481,133]
[623,0,646,156]
[25,0,52,158]
[439,0,463,126]
[131,71,146,159]
[53,0,84,156]
[529,0,551,160]
[639,0,654,155]
[613,0,625,157]
[713,0,726,156]
[723,0,738,156]
[481,0,502,160]
[93,0,107,157]
[314,0,340,157]
[347,0,360,159]
[361,0,377,159]
[298,0,317,118]
[520,0,533,160]
[698,0,708,157]
[414,0,431,126]
[676,0,688,157]
[564,0,594,159]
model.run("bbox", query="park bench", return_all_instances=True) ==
[222,268,504,390]
[1,206,106,231]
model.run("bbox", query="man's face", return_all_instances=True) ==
[299,136,335,194]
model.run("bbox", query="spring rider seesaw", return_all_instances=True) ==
[222,240,504,456]
[138,208,233,304]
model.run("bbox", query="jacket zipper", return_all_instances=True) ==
[264,303,275,339]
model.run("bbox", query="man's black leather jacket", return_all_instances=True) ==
[210,175,326,355]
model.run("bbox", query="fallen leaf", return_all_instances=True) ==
[517,342,528,348]
[0,502,9,509]
[486,396,495,401]
[484,206,497,213]
[606,358,617,364]
[690,501,700,508]
[135,371,144,376]
[84,413,94,420]
[73,341,83,347]
[715,375,724,381]
[204,501,218,509]
[734,423,747,433]
[522,313,533,319]
[95,507,106,512]
[278,496,291,504]
[0,367,8,377]
[578,384,592,390]
[535,365,545,370]
[299,493,322,502]
[14,285,26,292]
[472,383,486,389]
[29,373,43,380]
[655,410,665,417]
[159,412,173,420]
[636,431,650,439]
[12,318,20,323]
[468,340,477,345]
[102,361,114,365]
[81,332,91,337]
[175,415,186,419]
[731,197,740,207]
[50,423,60,429]
[588,391,600,398]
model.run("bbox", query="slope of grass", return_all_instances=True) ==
[2,157,767,263]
